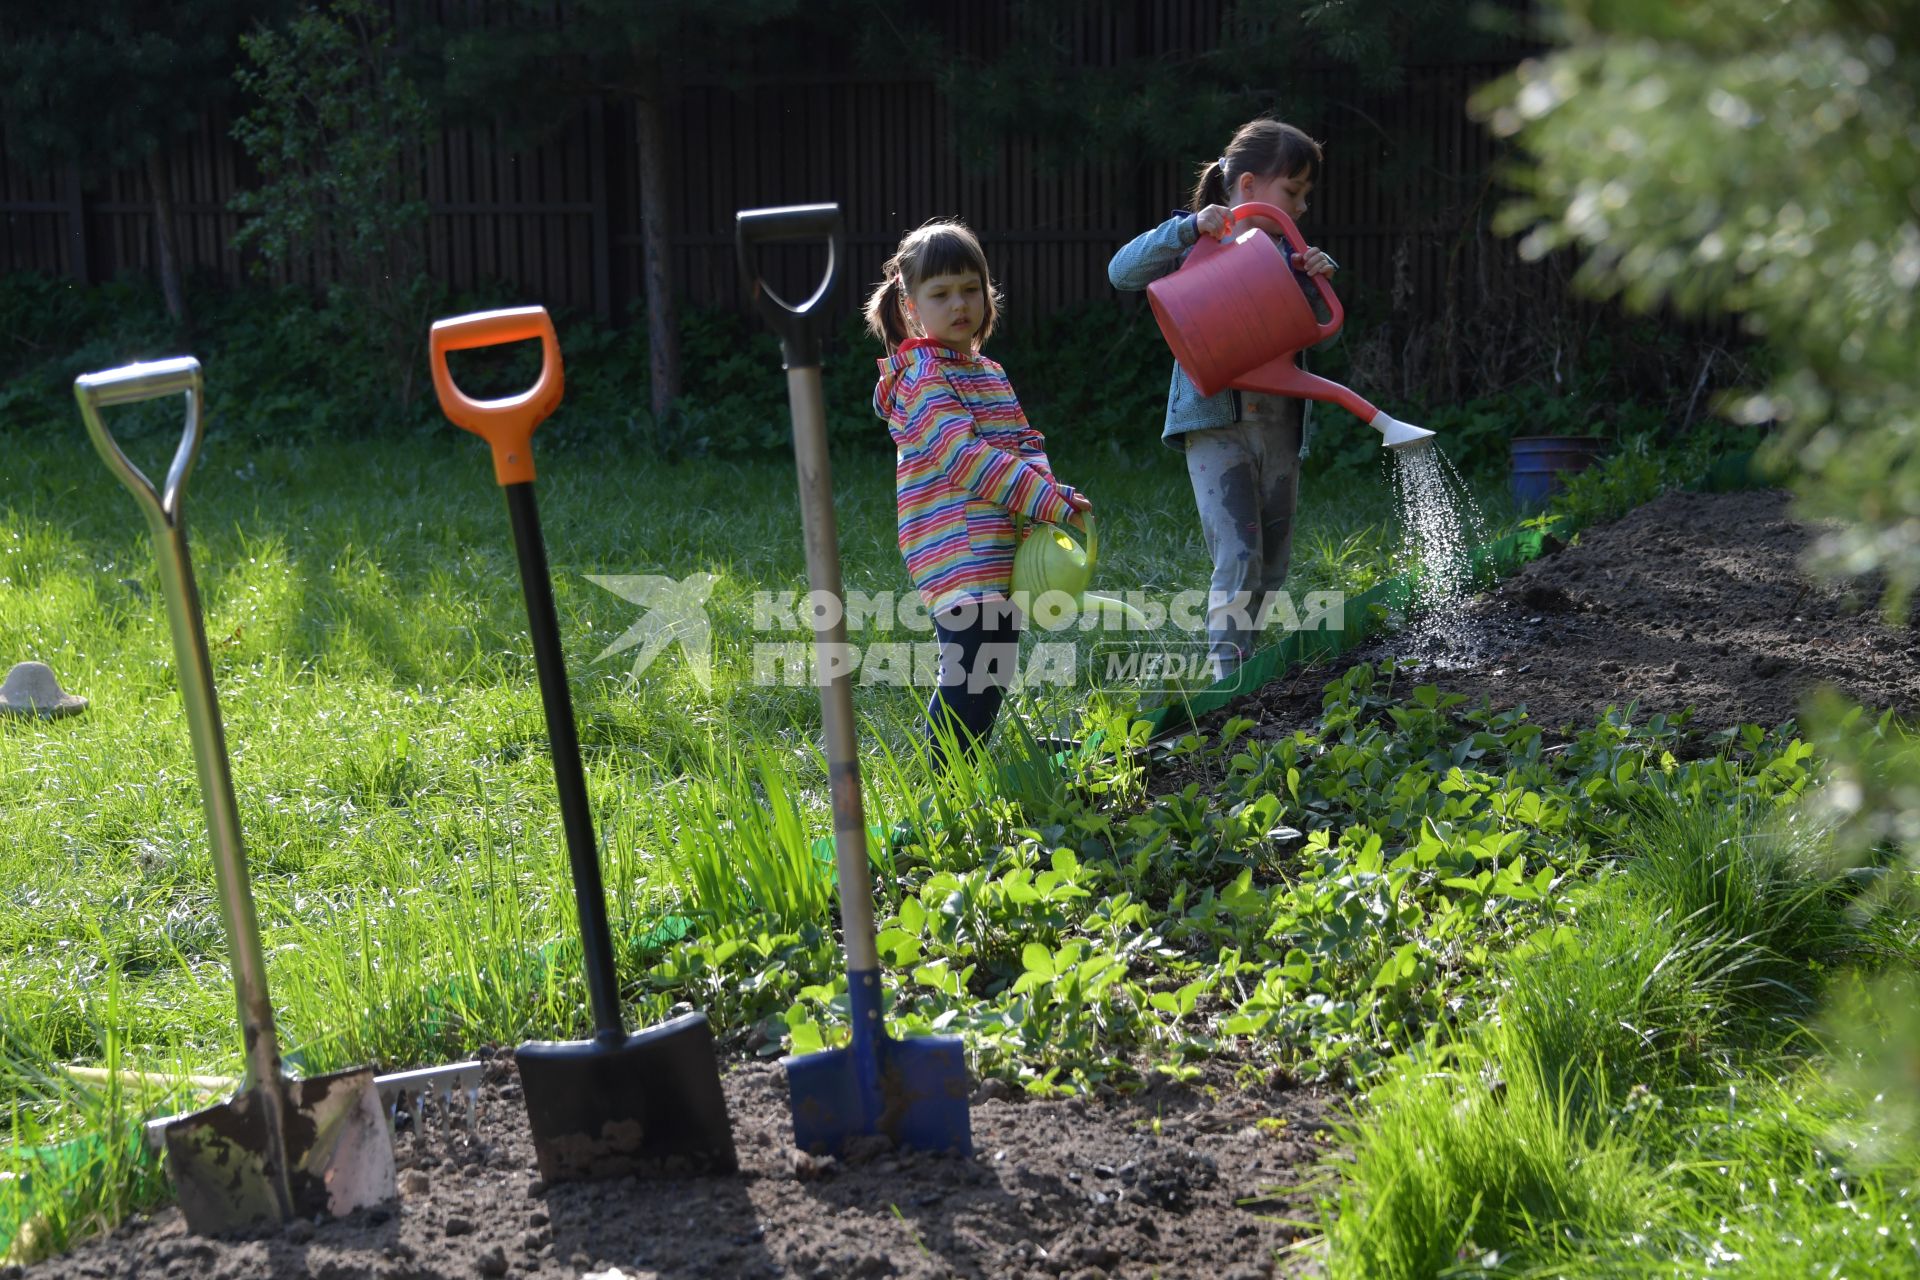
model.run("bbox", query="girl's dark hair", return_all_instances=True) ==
[1190,119,1324,211]
[863,218,1003,353]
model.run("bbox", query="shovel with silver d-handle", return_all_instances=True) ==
[427,306,736,1182]
[735,203,973,1158]
[73,358,396,1234]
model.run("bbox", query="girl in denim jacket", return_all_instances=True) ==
[1109,119,1338,681]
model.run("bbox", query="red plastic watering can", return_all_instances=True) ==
[1146,203,1434,449]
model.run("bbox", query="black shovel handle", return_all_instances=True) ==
[504,483,625,1043]
[735,204,843,370]
[427,307,624,1043]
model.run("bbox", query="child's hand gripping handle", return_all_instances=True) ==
[74,356,205,529]
[1225,202,1344,342]
[734,204,844,371]
[428,306,565,486]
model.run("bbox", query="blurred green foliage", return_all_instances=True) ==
[1480,0,1920,1187]
[1476,0,1920,608]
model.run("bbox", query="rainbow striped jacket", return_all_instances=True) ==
[873,340,1077,613]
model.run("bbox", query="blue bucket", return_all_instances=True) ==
[1510,436,1610,509]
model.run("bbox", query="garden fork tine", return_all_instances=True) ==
[375,1062,484,1138]
[106,1060,485,1154]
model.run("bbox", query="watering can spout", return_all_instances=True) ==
[1371,411,1435,450]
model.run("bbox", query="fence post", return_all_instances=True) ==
[64,164,91,285]
[589,97,611,321]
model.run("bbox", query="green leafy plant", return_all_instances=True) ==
[229,0,436,416]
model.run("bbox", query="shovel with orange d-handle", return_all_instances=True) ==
[735,204,973,1157]
[428,306,736,1181]
[74,357,397,1234]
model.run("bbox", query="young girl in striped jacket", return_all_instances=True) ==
[867,218,1092,768]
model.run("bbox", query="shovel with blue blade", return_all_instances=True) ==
[735,203,972,1158]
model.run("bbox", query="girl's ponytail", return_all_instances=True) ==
[863,265,913,353]
[1191,120,1324,212]
[1189,156,1230,212]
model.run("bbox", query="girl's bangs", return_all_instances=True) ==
[912,230,989,286]
[1277,133,1321,182]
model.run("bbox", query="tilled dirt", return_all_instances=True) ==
[28,490,1877,1280]
[18,1054,1332,1280]
[1215,488,1920,744]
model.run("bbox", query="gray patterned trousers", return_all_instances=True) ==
[1183,395,1304,680]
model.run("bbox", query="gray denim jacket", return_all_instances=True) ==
[1109,212,1314,455]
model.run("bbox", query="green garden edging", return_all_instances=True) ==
[1141,522,1558,742]
[1138,448,1770,743]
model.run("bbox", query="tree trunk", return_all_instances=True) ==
[146,147,192,337]
[634,90,680,452]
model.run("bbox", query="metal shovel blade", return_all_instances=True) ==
[784,972,972,1158]
[515,1011,736,1183]
[161,1066,393,1236]
[786,1031,972,1158]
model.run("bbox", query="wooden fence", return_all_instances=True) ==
[1,6,1535,331]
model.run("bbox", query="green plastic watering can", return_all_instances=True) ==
[1012,512,1149,627]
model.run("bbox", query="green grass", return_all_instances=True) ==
[10,416,1912,1279]
[1317,1041,1920,1279]
[1317,774,1920,1279]
[0,421,1472,1257]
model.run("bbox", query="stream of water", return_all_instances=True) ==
[1387,440,1492,666]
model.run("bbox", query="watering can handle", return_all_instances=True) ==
[735,204,844,370]
[1224,202,1344,342]
[1016,508,1098,571]
[429,306,565,486]
[1075,508,1097,572]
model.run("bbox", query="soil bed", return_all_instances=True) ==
[19,1054,1330,1280]
[28,491,1879,1280]
[1204,488,1920,748]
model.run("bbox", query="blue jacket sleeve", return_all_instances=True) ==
[1108,213,1198,292]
